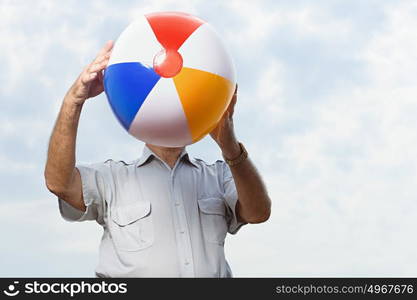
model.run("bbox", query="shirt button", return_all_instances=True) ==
[180,230,185,234]
[185,261,190,265]
[175,202,180,206]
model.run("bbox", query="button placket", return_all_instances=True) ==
[170,164,194,277]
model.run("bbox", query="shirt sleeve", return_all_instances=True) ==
[221,161,247,234]
[58,162,110,225]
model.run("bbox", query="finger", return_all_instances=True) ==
[89,59,109,73]
[91,52,111,65]
[89,52,111,71]
[85,41,113,73]
[223,110,230,121]
[231,85,238,104]
[97,70,103,83]
[231,84,238,103]
[96,52,111,64]
[81,71,97,84]
[229,103,235,118]
[232,93,237,106]
[228,85,238,117]
[96,40,114,59]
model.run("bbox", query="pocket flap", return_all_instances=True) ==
[112,201,151,226]
[198,198,226,216]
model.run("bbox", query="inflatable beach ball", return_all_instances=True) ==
[104,12,236,147]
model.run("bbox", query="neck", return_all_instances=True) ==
[146,144,185,169]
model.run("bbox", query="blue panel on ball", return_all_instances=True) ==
[104,62,160,130]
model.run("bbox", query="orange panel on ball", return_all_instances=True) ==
[173,67,235,142]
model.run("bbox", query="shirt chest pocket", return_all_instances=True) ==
[110,201,154,252]
[198,198,228,246]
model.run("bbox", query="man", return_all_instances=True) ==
[44,41,271,277]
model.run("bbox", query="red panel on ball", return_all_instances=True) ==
[145,12,204,51]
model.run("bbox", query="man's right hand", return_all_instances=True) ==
[68,40,114,105]
[45,40,114,211]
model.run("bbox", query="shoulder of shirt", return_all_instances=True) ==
[193,158,226,167]
[103,159,136,166]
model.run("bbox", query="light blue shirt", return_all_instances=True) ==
[58,146,245,277]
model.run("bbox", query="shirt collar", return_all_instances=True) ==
[136,145,198,168]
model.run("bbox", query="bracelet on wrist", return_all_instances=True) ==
[223,142,248,166]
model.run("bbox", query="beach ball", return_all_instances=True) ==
[104,12,236,147]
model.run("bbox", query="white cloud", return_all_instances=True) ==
[224,0,353,49]
[363,1,417,87]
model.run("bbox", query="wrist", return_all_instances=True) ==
[222,142,248,167]
[67,79,89,105]
[65,89,86,108]
[63,94,85,113]
[220,140,241,160]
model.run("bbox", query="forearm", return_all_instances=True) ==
[44,93,83,193]
[211,86,270,223]
[222,143,271,223]
[229,157,271,223]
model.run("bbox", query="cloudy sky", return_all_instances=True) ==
[1,0,417,277]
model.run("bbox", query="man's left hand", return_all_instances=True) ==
[210,85,241,159]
